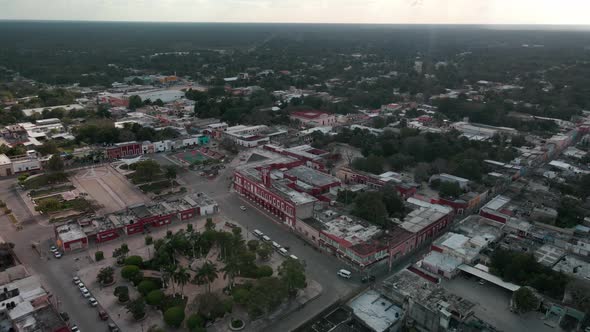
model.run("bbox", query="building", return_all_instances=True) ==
[55,222,88,251]
[347,289,403,332]
[399,204,454,247]
[451,121,518,139]
[0,154,12,176]
[336,167,418,198]
[0,275,68,332]
[233,149,317,227]
[290,110,337,127]
[264,144,330,170]
[10,151,41,174]
[429,173,470,190]
[105,141,142,159]
[380,269,475,332]
[20,104,84,117]
[0,125,28,145]
[223,125,270,147]
[479,195,515,224]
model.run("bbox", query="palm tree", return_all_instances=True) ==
[162,264,177,293]
[173,267,191,298]
[196,261,218,293]
[221,257,240,290]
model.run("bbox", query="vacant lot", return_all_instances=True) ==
[71,166,149,213]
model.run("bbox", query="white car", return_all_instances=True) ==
[50,245,58,253]
[77,282,85,290]
[88,297,98,307]
[53,251,62,259]
[240,206,246,211]
[70,325,79,332]
[272,241,282,250]
[80,288,91,298]
[72,276,80,285]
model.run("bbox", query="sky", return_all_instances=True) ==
[1,0,590,25]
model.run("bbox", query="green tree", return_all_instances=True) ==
[128,95,143,110]
[121,265,141,280]
[124,255,143,266]
[138,279,159,296]
[164,165,177,186]
[94,251,104,261]
[186,313,205,331]
[114,286,129,303]
[513,287,539,313]
[352,192,388,226]
[46,154,65,173]
[256,243,273,261]
[132,160,161,183]
[256,265,273,278]
[247,239,259,251]
[126,297,146,320]
[146,289,165,307]
[205,218,215,231]
[195,261,218,293]
[439,181,463,198]
[381,185,405,218]
[96,266,114,285]
[164,306,185,328]
[278,259,306,297]
[173,266,191,297]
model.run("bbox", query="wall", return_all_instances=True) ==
[295,219,321,244]
[12,159,41,173]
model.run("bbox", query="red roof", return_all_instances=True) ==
[290,110,329,119]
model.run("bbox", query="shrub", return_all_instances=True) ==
[247,240,259,251]
[114,286,129,303]
[164,306,185,328]
[186,313,204,331]
[231,319,244,329]
[95,251,104,261]
[121,265,141,280]
[145,236,153,245]
[138,279,159,296]
[146,289,165,306]
[125,255,143,267]
[256,265,273,278]
[232,288,249,305]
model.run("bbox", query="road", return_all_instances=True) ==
[0,178,107,332]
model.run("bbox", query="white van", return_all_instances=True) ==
[272,241,282,250]
[252,229,263,238]
[337,269,352,279]
[278,248,289,257]
[262,235,271,242]
[289,255,298,260]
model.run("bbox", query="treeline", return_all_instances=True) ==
[315,128,518,182]
[74,121,179,145]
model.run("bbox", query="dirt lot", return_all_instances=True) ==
[70,165,149,213]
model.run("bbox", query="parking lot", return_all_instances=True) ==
[70,165,149,213]
[442,274,554,332]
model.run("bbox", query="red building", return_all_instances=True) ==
[399,205,454,246]
[55,223,89,251]
[105,141,142,159]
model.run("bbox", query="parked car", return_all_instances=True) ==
[252,229,263,238]
[72,276,80,285]
[80,288,91,298]
[240,206,246,211]
[59,311,69,322]
[225,222,238,229]
[70,325,79,332]
[278,248,289,257]
[50,245,58,253]
[77,282,85,290]
[361,275,376,283]
[88,297,98,307]
[98,310,108,321]
[53,251,62,259]
[271,241,282,250]
[262,235,271,242]
[108,323,120,332]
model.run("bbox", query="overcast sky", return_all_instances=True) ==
[1,0,589,24]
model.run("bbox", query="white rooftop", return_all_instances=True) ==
[348,289,402,332]
[458,264,520,291]
[400,205,452,234]
[482,195,510,212]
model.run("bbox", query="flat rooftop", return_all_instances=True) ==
[55,223,87,242]
[400,205,452,234]
[348,289,402,332]
[285,165,340,187]
[482,195,511,212]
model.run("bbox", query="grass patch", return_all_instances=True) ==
[22,173,69,190]
[139,180,177,193]
[29,185,75,198]
[35,196,93,213]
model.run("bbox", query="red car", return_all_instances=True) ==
[98,310,108,321]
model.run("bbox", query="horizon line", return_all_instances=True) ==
[1,19,590,27]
